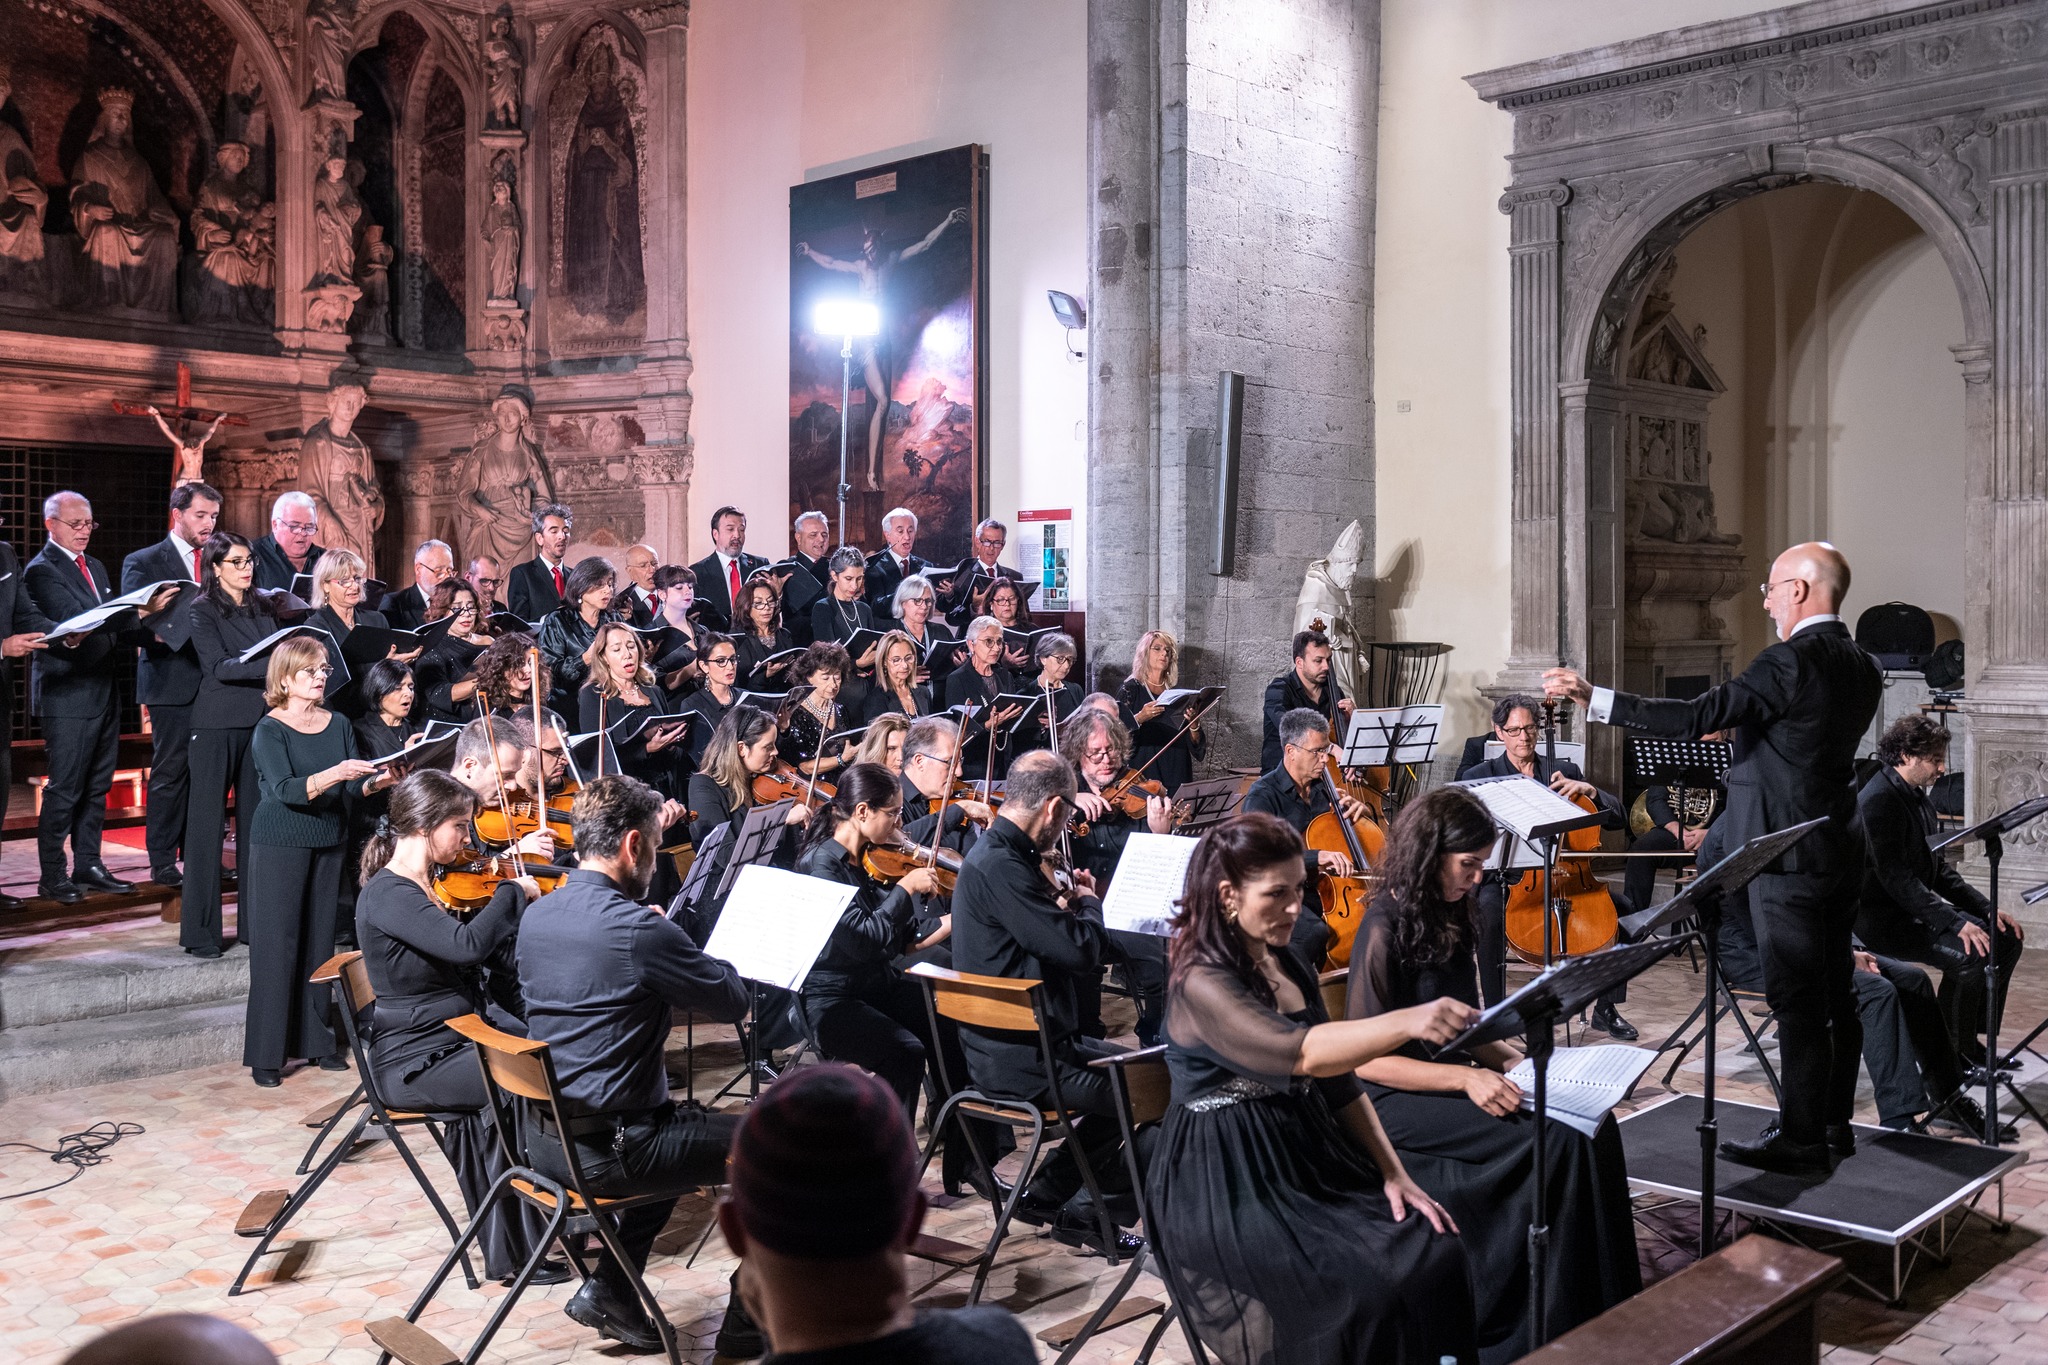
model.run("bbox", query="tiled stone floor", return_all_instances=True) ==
[4,923,2048,1363]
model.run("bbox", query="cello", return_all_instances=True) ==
[1500,700,1617,963]
[1303,753,1386,967]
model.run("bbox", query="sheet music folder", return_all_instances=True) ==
[1617,816,1828,940]
[1453,773,1605,843]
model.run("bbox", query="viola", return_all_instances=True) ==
[1098,769,1168,819]
[431,855,567,912]
[1501,701,1618,964]
[862,838,964,895]
[1303,754,1386,967]
[474,799,575,852]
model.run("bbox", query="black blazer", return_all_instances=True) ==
[252,534,322,595]
[1856,763,1991,938]
[0,542,50,718]
[506,556,568,623]
[188,595,284,729]
[688,551,769,633]
[864,549,931,617]
[378,583,429,631]
[1604,620,1881,880]
[122,537,201,707]
[26,544,141,718]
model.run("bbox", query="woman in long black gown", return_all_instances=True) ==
[1153,811,1478,1365]
[1346,788,1640,1362]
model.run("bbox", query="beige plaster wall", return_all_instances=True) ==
[684,0,1088,575]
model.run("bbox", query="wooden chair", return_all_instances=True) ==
[365,1013,682,1365]
[1039,1044,1210,1365]
[231,952,477,1297]
[1318,967,1349,1022]
[906,961,1125,1304]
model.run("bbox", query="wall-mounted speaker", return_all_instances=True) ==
[1212,371,1245,576]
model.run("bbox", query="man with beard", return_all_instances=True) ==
[516,774,762,1357]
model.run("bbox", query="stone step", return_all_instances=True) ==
[0,998,246,1100]
[0,942,247,1029]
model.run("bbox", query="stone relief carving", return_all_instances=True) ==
[354,224,394,345]
[188,142,275,327]
[1845,117,1990,224]
[1627,480,1737,545]
[484,12,523,129]
[298,382,385,572]
[306,154,364,332]
[483,167,521,302]
[456,387,554,567]
[70,90,178,315]
[0,71,47,297]
[1843,47,1894,83]
[304,0,358,105]
[1982,748,2048,846]
[1992,20,2037,59]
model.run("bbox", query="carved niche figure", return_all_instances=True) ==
[1628,482,1739,546]
[483,173,521,302]
[563,40,645,324]
[354,224,393,345]
[69,90,179,315]
[312,155,361,286]
[1294,519,1368,701]
[483,13,523,129]
[298,382,385,571]
[456,386,554,569]
[189,142,275,326]
[305,0,359,104]
[0,72,47,295]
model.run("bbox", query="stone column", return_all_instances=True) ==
[1498,183,1572,693]
[631,3,695,520]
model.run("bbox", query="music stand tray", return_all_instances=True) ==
[1340,705,1443,769]
[1625,737,1731,791]
[713,799,797,903]
[1167,778,1243,834]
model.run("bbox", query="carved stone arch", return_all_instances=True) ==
[531,8,649,86]
[353,1,481,94]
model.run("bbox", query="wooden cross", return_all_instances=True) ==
[111,362,251,487]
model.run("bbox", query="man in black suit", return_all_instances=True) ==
[378,538,454,630]
[865,506,931,618]
[120,481,218,888]
[0,535,51,909]
[790,510,833,588]
[620,543,660,628]
[1548,541,1882,1175]
[686,505,767,633]
[1856,715,2022,1068]
[1259,628,1353,770]
[940,518,1024,627]
[27,492,182,904]
[506,502,574,622]
[775,511,831,645]
[251,490,325,594]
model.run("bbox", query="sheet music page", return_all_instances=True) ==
[1505,1044,1656,1136]
[1100,833,1200,936]
[702,864,855,990]
[1455,774,1591,840]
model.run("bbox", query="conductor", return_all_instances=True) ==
[1545,542,1880,1177]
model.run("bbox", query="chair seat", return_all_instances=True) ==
[958,1097,1061,1125]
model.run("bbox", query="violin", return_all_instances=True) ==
[1098,769,1168,819]
[751,760,836,808]
[862,838,964,895]
[1303,753,1386,967]
[474,798,575,852]
[1501,700,1618,964]
[431,854,567,911]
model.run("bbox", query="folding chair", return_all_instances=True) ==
[1655,979,1783,1102]
[294,1083,365,1175]
[231,953,478,1296]
[906,961,1125,1305]
[1038,1045,1210,1365]
[366,1013,685,1365]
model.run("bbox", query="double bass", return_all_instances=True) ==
[1500,700,1617,963]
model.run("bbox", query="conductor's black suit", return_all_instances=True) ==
[1593,617,1880,1147]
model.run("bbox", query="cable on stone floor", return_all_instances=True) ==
[0,1120,145,1200]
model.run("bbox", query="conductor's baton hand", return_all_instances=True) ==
[1542,668,1592,706]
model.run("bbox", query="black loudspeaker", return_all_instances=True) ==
[1213,371,1245,576]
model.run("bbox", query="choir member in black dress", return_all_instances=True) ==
[1061,708,1173,1044]
[354,769,561,1284]
[890,573,958,693]
[1154,811,1478,1365]
[414,578,494,725]
[579,621,690,796]
[1345,787,1639,1361]
[245,636,396,1086]
[779,642,855,780]
[308,549,417,717]
[1021,631,1084,755]
[538,556,621,716]
[732,578,797,692]
[184,533,290,957]
[345,659,421,936]
[864,630,933,723]
[681,636,742,765]
[645,565,706,691]
[1118,629,1205,793]
[984,577,1035,672]
[810,547,879,672]
[943,616,1024,781]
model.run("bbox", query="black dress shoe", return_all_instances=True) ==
[564,1278,665,1353]
[37,879,84,905]
[74,865,133,894]
[251,1068,282,1088]
[1050,1209,1146,1258]
[1824,1124,1856,1158]
[1008,1187,1067,1228]
[184,944,223,960]
[949,1166,1013,1205]
[1591,1002,1639,1041]
[500,1256,573,1287]
[0,891,22,912]
[1949,1096,2020,1143]
[1719,1131,1833,1177]
[317,1055,350,1072]
[151,867,184,888]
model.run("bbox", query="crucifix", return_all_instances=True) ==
[111,362,249,487]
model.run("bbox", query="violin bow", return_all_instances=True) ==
[924,713,967,863]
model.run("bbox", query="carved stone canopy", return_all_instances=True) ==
[1627,312,1725,395]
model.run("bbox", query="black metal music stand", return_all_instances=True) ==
[1441,934,1690,1352]
[1339,704,1443,770]
[1617,817,1828,1261]
[1457,774,1607,970]
[1929,796,2048,1144]
[1624,737,1733,916]
[1166,777,1243,834]
[709,800,801,1104]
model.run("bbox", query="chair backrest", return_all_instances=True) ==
[1318,967,1349,1022]
[1096,1044,1172,1127]
[906,961,1042,1032]
[311,950,357,990]
[336,953,376,1014]
[446,1013,553,1104]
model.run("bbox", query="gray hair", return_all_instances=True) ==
[1004,749,1076,813]
[966,614,1003,643]
[882,506,918,533]
[891,573,936,618]
[271,490,317,523]
[1491,694,1542,730]
[827,546,865,575]
[456,715,522,769]
[974,517,1007,538]
[531,502,573,535]
[42,490,87,521]
[1034,631,1076,664]
[413,538,453,566]
[902,715,960,767]
[1278,707,1331,750]
[793,510,829,533]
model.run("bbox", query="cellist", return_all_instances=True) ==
[1242,708,1374,966]
[1456,694,1636,1039]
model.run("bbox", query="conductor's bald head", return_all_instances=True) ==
[63,1313,276,1365]
[1764,542,1850,639]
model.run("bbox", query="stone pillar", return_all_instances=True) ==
[632,3,695,523]
[1498,183,1571,693]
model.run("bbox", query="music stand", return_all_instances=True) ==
[1930,795,2048,1145]
[1456,775,1607,969]
[667,822,732,1104]
[1166,777,1243,834]
[1624,737,1732,914]
[1339,704,1443,768]
[709,800,799,1102]
[1441,934,1689,1351]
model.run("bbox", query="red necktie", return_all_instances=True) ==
[551,563,564,599]
[728,559,742,603]
[75,553,97,599]
[192,547,202,581]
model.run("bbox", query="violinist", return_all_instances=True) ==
[1243,708,1373,965]
[538,557,622,715]
[1346,787,1638,1358]
[414,577,495,725]
[732,578,795,692]
[1456,694,1635,1039]
[1060,709,1171,1044]
[452,716,560,865]
[1024,631,1084,753]
[779,642,855,779]
[865,630,933,723]
[685,706,813,902]
[679,636,741,765]
[943,615,1023,781]
[898,716,994,852]
[579,621,689,798]
[1260,628,1353,770]
[1117,629,1204,793]
[354,770,560,1286]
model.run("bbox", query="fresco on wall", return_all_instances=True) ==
[547,26,645,356]
[789,144,985,562]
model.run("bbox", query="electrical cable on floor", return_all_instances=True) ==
[0,1121,145,1200]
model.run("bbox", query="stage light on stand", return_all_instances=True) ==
[812,298,883,543]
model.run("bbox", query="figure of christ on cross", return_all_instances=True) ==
[110,362,249,489]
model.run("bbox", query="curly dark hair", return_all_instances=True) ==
[1877,714,1953,767]
[471,632,552,714]
[426,575,481,623]
[1368,787,1497,969]
[1168,812,1309,1009]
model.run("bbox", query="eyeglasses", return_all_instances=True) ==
[52,518,97,532]
[278,521,319,535]
[218,556,254,569]
[1083,746,1117,762]
[1498,723,1539,738]
[474,577,501,589]
[453,604,477,617]
[706,654,738,667]
[1286,740,1331,759]
[332,576,362,589]
[1759,578,1800,599]
[297,666,335,680]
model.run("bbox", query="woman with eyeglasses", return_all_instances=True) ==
[1119,628,1206,794]
[1022,631,1084,754]
[184,532,292,959]
[680,635,743,765]
[891,573,956,689]
[732,578,796,692]
[538,556,621,716]
[245,634,395,1087]
[984,577,1035,671]
[863,630,932,724]
[308,548,416,718]
[580,620,690,796]
[414,577,493,725]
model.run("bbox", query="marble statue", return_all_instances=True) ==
[189,142,274,326]
[1628,482,1739,546]
[1294,519,1368,700]
[311,155,361,287]
[483,174,521,302]
[305,0,358,104]
[455,387,554,568]
[298,383,385,572]
[484,14,522,129]
[354,224,393,344]
[69,90,178,314]
[0,72,47,295]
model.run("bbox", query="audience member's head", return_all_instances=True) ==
[63,1312,277,1365]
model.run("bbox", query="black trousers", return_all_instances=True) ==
[1012,1035,1133,1210]
[1855,956,1965,1125]
[242,842,341,1070]
[183,726,257,950]
[1623,827,1688,910]
[38,707,118,882]
[1856,913,2021,1052]
[803,973,960,1111]
[1749,869,1862,1145]
[143,702,194,873]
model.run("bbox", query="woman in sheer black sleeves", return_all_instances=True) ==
[1118,629,1205,793]
[1152,812,1478,1365]
[1346,788,1639,1362]
[355,770,562,1285]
